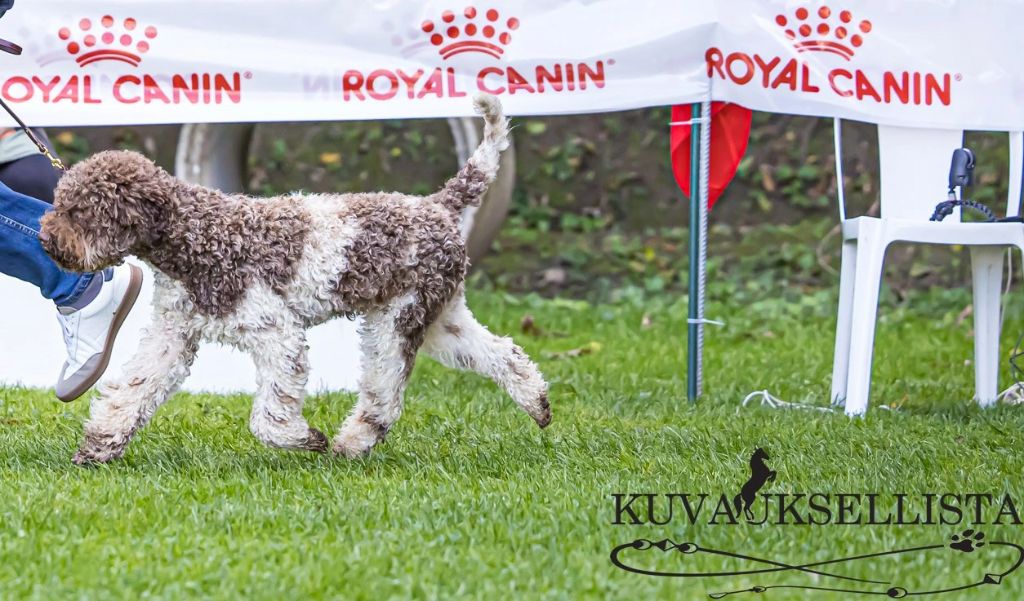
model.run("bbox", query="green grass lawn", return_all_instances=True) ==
[1,287,1023,600]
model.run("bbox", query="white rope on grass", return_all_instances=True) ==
[997,383,1024,405]
[740,390,899,412]
[741,390,835,412]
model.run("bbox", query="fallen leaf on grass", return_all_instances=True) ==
[956,304,973,326]
[544,341,602,360]
[542,267,566,286]
[520,314,569,338]
[759,164,776,192]
[319,151,342,166]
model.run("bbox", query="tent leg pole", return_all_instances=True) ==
[687,102,703,403]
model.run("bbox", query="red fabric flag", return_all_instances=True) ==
[670,102,753,208]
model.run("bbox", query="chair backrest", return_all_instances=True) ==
[877,125,965,220]
[834,120,1024,222]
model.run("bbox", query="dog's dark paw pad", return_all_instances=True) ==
[304,428,329,453]
[533,393,552,428]
[950,529,985,552]
[72,448,111,466]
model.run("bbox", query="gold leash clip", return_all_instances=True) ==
[28,133,66,172]
[41,145,66,172]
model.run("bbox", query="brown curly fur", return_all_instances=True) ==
[332,192,465,319]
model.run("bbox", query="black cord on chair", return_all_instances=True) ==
[929,198,997,222]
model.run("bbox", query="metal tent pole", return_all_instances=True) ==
[697,99,711,396]
[686,102,703,403]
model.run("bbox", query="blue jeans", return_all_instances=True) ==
[0,179,94,305]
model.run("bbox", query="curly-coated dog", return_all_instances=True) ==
[40,95,550,465]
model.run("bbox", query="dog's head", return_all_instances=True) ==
[752,447,769,461]
[41,150,169,272]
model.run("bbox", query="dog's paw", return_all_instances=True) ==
[72,446,121,466]
[331,441,371,459]
[335,415,387,458]
[73,430,128,465]
[532,393,552,429]
[302,428,329,454]
[332,418,381,459]
[331,428,375,458]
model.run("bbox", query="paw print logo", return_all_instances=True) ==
[950,529,986,553]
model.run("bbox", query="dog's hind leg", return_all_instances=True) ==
[242,317,327,453]
[422,290,550,428]
[73,311,199,465]
[333,294,430,458]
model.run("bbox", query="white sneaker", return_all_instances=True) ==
[54,263,143,401]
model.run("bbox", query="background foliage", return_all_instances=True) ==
[52,109,1016,307]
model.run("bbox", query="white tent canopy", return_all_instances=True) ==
[0,0,1020,129]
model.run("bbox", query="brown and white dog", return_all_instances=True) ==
[40,94,550,465]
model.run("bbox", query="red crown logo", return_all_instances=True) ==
[775,6,871,60]
[58,15,157,67]
[421,7,519,59]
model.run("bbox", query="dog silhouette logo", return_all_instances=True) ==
[733,447,777,521]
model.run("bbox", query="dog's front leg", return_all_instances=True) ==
[73,313,199,465]
[333,300,424,459]
[242,317,327,453]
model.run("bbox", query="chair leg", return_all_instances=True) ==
[831,240,858,406]
[843,233,886,417]
[970,247,1004,408]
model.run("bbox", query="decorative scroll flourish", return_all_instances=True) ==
[609,530,1024,598]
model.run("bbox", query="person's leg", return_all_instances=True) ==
[0,178,94,305]
[0,153,62,203]
[0,179,144,401]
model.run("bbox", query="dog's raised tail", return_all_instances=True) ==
[433,94,510,214]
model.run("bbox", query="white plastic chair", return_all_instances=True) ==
[830,120,1024,416]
